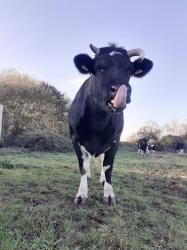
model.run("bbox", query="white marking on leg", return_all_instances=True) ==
[100,153,104,166]
[76,174,88,198]
[100,166,105,183]
[99,153,105,182]
[80,146,91,178]
[75,145,91,199]
[99,152,111,183]
[104,182,115,198]
[100,165,110,183]
[180,149,184,155]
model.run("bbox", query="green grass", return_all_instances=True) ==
[0,148,187,250]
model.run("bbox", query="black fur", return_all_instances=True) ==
[133,58,153,77]
[74,54,94,74]
[69,43,153,201]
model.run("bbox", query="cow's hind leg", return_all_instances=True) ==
[102,144,118,205]
[73,142,91,205]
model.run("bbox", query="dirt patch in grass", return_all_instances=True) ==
[0,160,39,170]
[1,180,66,208]
[145,177,187,200]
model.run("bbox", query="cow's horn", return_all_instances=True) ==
[127,48,145,60]
[90,44,100,54]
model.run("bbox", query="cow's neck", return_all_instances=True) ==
[86,96,113,131]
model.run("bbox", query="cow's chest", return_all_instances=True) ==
[76,113,116,156]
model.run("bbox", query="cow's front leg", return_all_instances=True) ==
[74,144,91,205]
[101,144,118,205]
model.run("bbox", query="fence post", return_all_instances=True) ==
[0,104,3,139]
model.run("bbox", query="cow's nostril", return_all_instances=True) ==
[110,86,117,94]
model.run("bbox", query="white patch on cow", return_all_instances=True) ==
[100,167,105,183]
[76,174,88,198]
[104,182,115,198]
[100,153,104,166]
[179,149,184,155]
[80,145,91,177]
[75,145,91,199]
[100,165,110,183]
[109,51,122,56]
[134,69,143,75]
[81,65,89,72]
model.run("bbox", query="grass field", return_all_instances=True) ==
[0,148,187,250]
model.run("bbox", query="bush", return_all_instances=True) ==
[0,160,14,169]
[119,142,137,152]
[4,131,73,152]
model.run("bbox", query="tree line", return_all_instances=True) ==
[0,69,186,151]
[127,120,187,149]
[0,70,71,150]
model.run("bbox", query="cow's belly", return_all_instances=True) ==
[82,136,113,157]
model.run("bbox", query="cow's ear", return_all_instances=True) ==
[132,58,153,78]
[74,54,94,74]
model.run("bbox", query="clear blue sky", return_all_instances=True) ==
[0,0,187,139]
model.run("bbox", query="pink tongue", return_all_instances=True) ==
[111,85,128,108]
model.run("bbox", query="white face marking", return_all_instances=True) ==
[104,182,115,198]
[109,51,123,56]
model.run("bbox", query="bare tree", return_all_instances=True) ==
[162,120,184,136]
[136,121,161,141]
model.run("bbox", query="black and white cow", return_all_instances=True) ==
[175,142,184,154]
[137,137,149,155]
[148,144,156,153]
[69,43,153,205]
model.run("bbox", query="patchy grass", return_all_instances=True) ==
[0,148,187,249]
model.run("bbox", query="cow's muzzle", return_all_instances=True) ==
[108,85,128,111]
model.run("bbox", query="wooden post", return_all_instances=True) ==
[0,104,3,139]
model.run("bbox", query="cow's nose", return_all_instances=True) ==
[110,85,118,97]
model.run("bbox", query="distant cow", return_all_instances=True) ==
[148,144,156,153]
[69,43,153,205]
[137,137,149,155]
[175,142,184,154]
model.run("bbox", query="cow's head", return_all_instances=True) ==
[74,43,153,113]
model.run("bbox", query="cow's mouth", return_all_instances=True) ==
[107,101,125,112]
[107,85,128,112]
